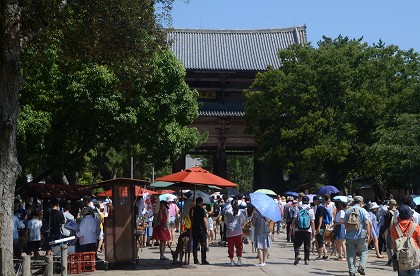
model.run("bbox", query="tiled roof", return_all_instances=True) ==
[167,26,307,71]
[199,100,245,117]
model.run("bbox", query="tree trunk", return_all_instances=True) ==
[0,1,22,275]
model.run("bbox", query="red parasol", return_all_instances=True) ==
[155,166,238,188]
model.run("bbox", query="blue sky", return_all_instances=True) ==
[169,0,420,52]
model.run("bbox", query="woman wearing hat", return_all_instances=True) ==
[333,201,347,260]
[368,202,384,258]
[152,200,171,260]
[390,204,420,275]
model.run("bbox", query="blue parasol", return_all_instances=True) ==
[317,185,340,195]
[250,192,281,222]
[284,191,298,198]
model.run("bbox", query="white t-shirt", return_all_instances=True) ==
[327,202,336,215]
[27,218,42,241]
[334,210,345,223]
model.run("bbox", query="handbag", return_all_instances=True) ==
[63,219,79,232]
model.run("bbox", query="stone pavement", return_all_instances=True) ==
[85,231,396,276]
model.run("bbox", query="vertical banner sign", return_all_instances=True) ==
[143,193,153,218]
[151,194,160,215]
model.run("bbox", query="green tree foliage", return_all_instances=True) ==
[367,114,420,189]
[17,0,204,184]
[245,36,420,189]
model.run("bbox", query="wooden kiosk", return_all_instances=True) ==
[99,178,150,268]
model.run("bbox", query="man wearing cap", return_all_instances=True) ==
[344,195,372,276]
[191,197,209,265]
[380,199,398,265]
[292,195,315,265]
[77,206,100,253]
[313,196,329,260]
[390,204,420,275]
[284,197,296,242]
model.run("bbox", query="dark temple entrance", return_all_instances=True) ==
[167,27,308,191]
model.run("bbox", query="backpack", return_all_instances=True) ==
[345,207,361,231]
[321,206,333,225]
[394,222,420,270]
[286,206,294,222]
[297,209,311,230]
[213,202,220,216]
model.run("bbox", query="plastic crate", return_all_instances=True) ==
[68,253,82,274]
[81,252,96,272]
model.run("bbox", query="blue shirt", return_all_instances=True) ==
[344,206,371,239]
[13,215,24,239]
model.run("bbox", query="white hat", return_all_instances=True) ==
[104,199,112,204]
[370,202,379,209]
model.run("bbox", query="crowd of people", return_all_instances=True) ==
[13,190,420,276]
[12,195,113,259]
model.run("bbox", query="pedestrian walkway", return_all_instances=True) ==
[87,231,395,276]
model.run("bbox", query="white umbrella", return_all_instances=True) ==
[159,193,177,202]
[333,195,348,203]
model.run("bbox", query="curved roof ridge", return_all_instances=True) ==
[167,26,306,34]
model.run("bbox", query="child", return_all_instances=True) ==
[27,211,43,257]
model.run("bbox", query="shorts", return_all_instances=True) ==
[146,222,153,237]
[44,233,62,251]
[208,217,214,231]
[169,216,176,227]
[315,230,325,248]
[28,240,41,251]
[98,230,104,241]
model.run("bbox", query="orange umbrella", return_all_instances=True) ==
[155,166,238,188]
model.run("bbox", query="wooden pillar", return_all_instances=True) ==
[172,155,186,172]
[61,245,68,276]
[214,147,227,178]
[22,255,31,276]
[253,151,261,191]
[45,255,53,276]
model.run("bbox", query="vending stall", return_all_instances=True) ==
[99,178,150,268]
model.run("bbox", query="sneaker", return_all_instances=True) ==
[262,262,266,266]
[236,261,243,266]
[304,260,309,265]
[349,273,356,276]
[322,255,329,260]
[255,263,264,267]
[294,256,301,265]
[230,261,235,266]
[202,261,210,265]
[357,267,365,275]
[315,256,323,261]
[160,256,169,260]
[194,260,199,264]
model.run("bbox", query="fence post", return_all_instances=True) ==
[45,255,53,276]
[61,245,68,276]
[22,255,31,276]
